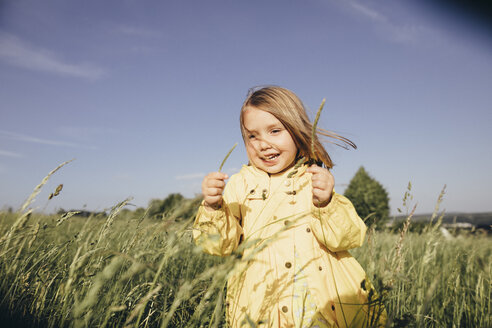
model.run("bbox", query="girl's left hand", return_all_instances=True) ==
[306,164,334,208]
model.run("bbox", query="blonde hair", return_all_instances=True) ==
[239,86,356,169]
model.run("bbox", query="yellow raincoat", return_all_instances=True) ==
[193,164,385,327]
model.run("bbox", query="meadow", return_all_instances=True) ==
[0,167,490,327]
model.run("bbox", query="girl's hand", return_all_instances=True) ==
[306,164,334,208]
[202,172,229,211]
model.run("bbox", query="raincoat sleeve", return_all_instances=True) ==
[310,192,367,252]
[193,174,244,256]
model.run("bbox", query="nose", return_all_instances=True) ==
[258,138,272,151]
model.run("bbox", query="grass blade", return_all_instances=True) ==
[218,143,237,172]
[311,99,326,159]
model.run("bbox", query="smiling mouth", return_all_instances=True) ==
[263,154,279,161]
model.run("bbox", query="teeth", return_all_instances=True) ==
[267,154,278,160]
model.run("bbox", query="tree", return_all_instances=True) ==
[146,193,203,221]
[147,193,185,218]
[344,166,390,229]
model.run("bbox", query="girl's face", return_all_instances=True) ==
[243,107,297,175]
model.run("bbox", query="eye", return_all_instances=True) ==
[248,134,255,140]
[271,129,281,134]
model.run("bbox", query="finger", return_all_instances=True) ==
[312,193,322,204]
[203,197,223,210]
[312,170,331,182]
[206,179,226,189]
[313,188,331,198]
[312,186,327,197]
[202,172,227,192]
[312,179,327,190]
[312,189,332,205]
[206,187,224,197]
[313,180,334,193]
[205,195,222,204]
[306,164,322,175]
[312,169,334,184]
[307,165,330,177]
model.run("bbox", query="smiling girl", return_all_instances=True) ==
[193,86,385,327]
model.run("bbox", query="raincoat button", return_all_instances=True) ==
[284,180,291,187]
[285,262,292,268]
[282,306,288,313]
[284,220,290,226]
[306,227,311,233]
[318,266,323,271]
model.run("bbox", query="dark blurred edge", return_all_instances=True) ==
[427,0,492,30]
[0,303,49,328]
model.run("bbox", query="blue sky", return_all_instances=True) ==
[1,0,491,215]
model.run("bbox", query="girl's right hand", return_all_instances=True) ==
[202,172,229,211]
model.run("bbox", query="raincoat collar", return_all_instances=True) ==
[241,162,308,180]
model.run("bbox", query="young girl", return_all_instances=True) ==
[193,86,385,327]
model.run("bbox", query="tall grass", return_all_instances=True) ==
[354,228,491,327]
[0,206,229,327]
[0,166,490,327]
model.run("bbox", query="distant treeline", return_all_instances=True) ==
[58,193,203,221]
[391,212,492,234]
[393,212,492,227]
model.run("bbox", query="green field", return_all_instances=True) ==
[0,165,490,327]
[0,198,490,327]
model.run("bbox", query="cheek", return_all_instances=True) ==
[245,140,258,151]
[245,142,257,158]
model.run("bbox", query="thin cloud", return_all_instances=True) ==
[0,149,23,158]
[56,125,117,142]
[348,1,387,23]
[0,32,106,79]
[175,173,205,180]
[0,130,97,150]
[342,0,434,45]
